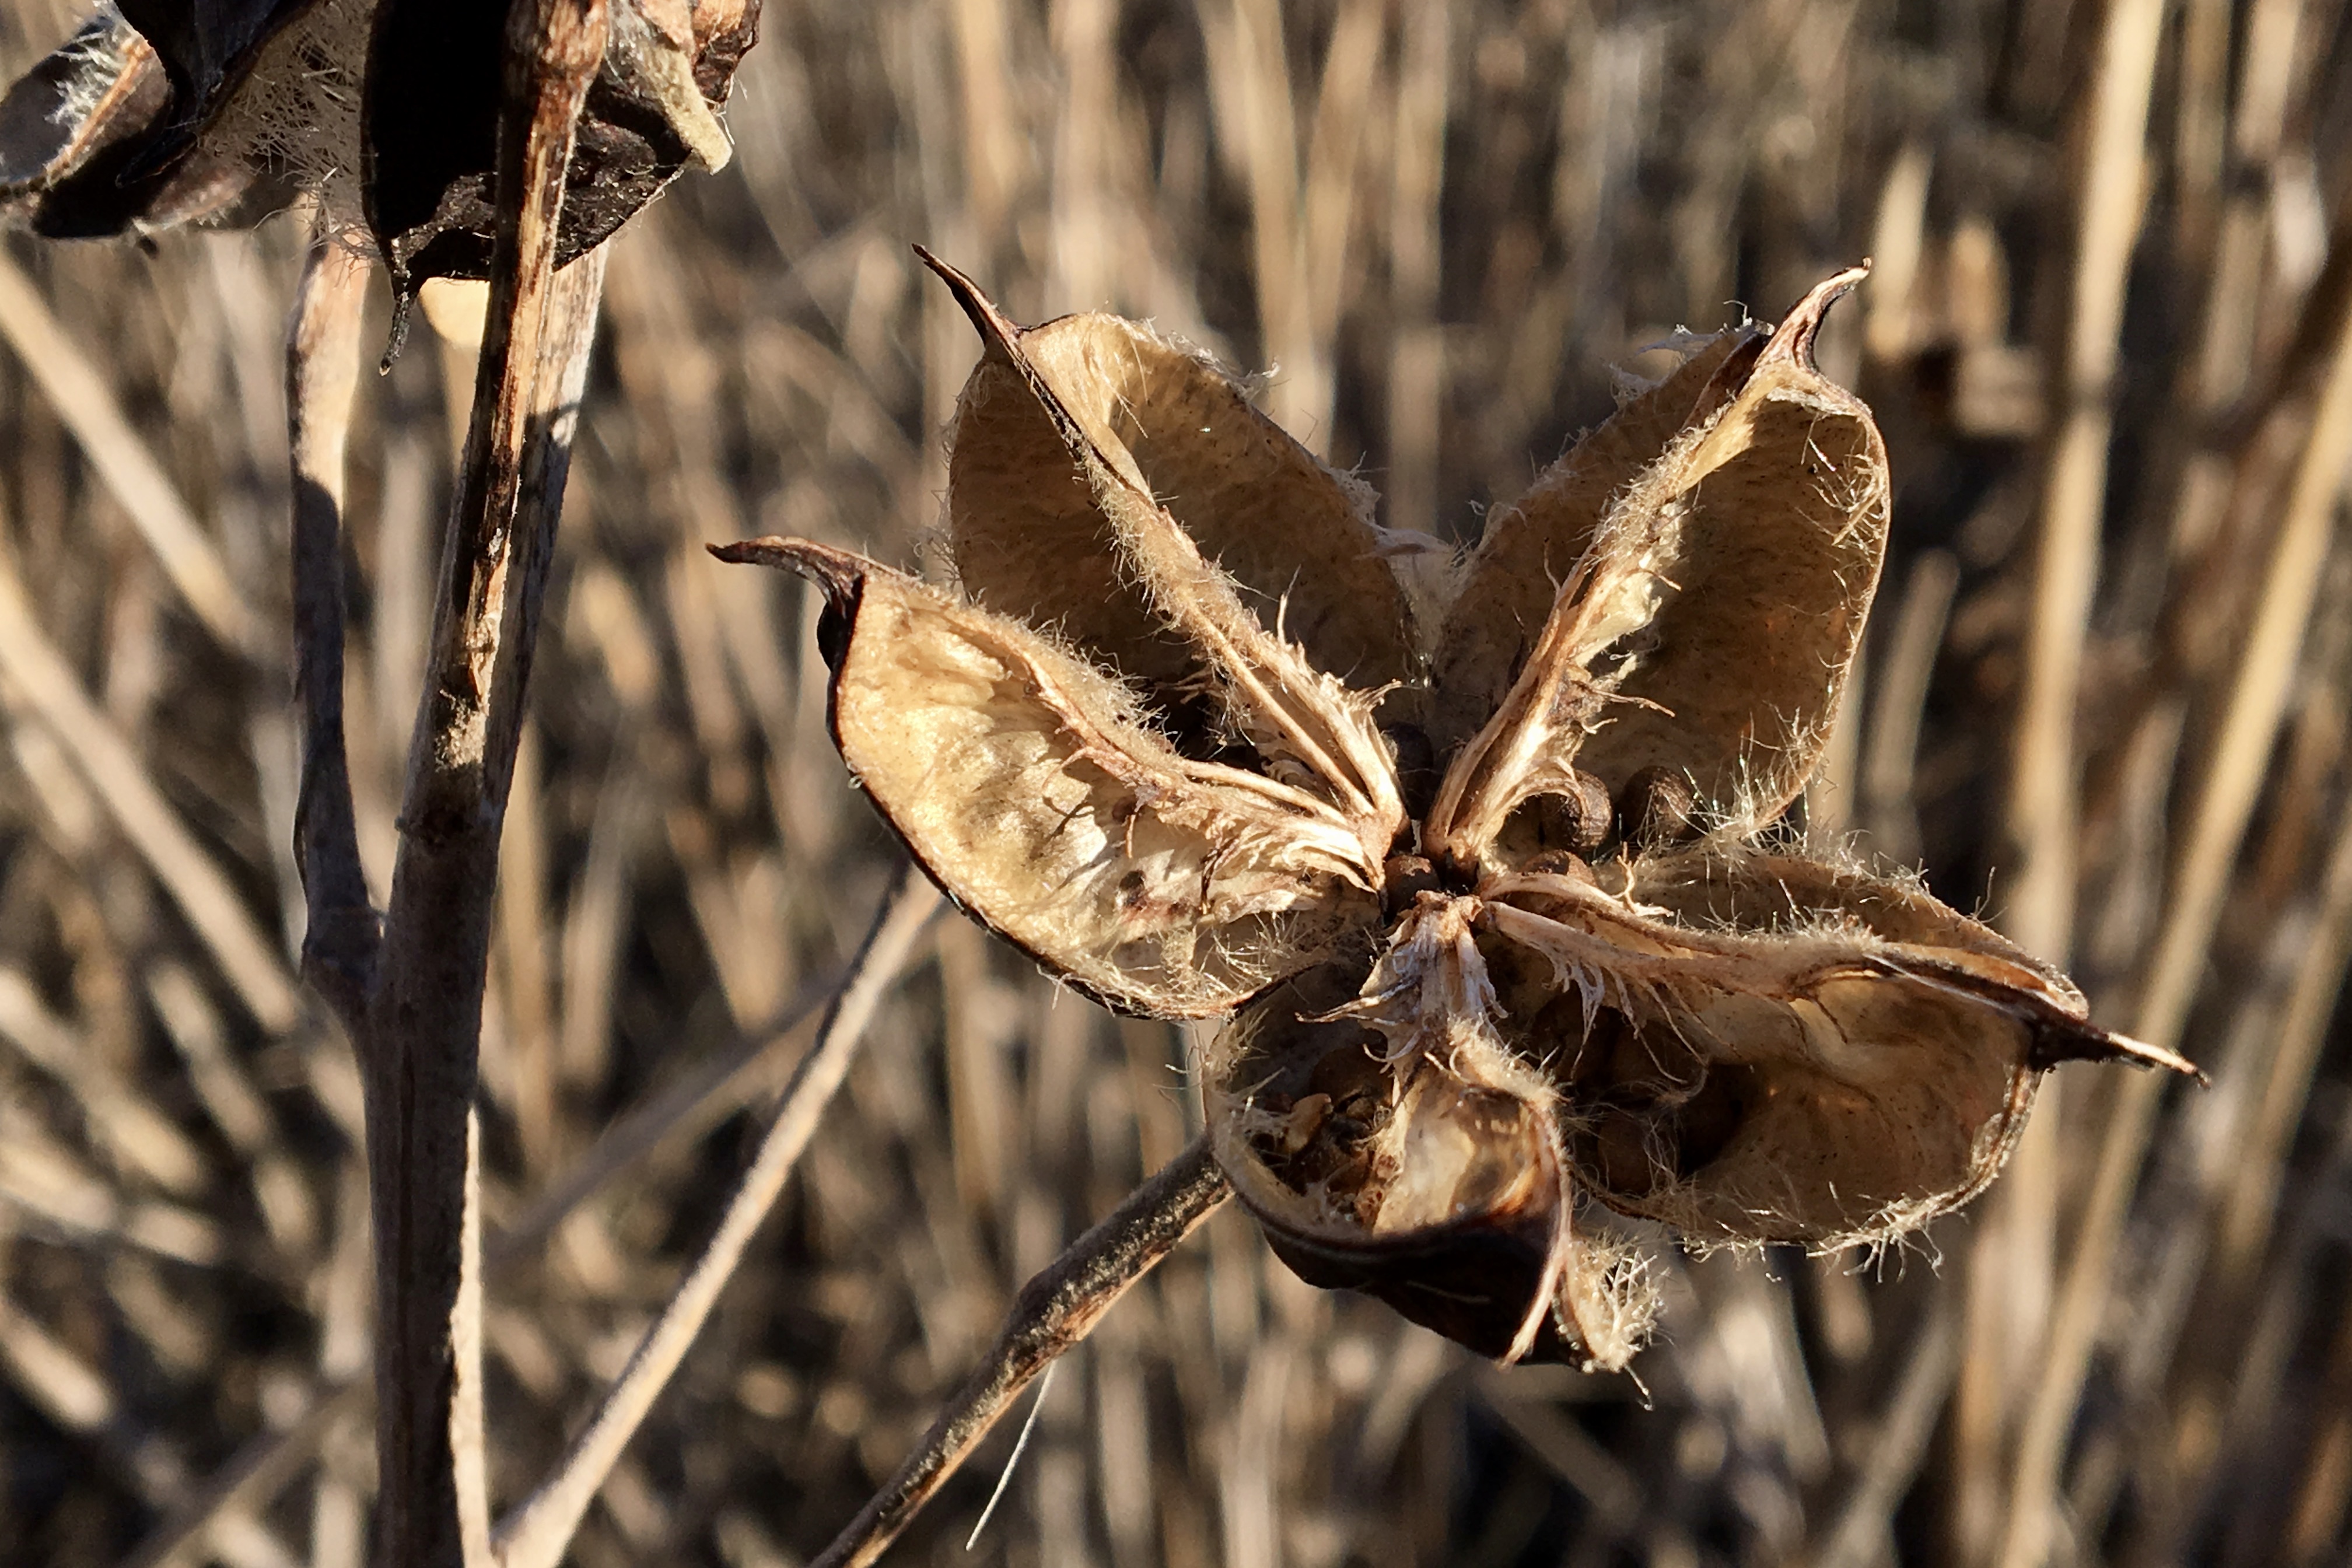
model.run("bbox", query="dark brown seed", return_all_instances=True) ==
[1617,765,1699,850]
[1518,849,1597,884]
[1381,722,1439,820]
[1382,853,1442,915]
[1527,767,1614,854]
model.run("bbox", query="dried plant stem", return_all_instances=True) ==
[1967,0,2164,1550]
[1213,0,1317,442]
[1860,549,1958,862]
[121,1385,371,1568]
[0,251,262,657]
[2002,0,2164,936]
[112,936,903,1568]
[1384,1,1448,534]
[1997,226,2352,1568]
[1811,1301,1962,1568]
[289,238,377,1026]
[2121,786,2352,1564]
[1997,12,2166,1028]
[300,2,613,1563]
[0,565,303,1035]
[493,866,942,1568]
[487,967,849,1260]
[1476,1373,1641,1531]
[1299,0,1381,373]
[812,1133,1232,1568]
[2213,807,2352,1279]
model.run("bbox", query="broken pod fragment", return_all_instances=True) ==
[718,254,2199,1372]
[0,0,759,297]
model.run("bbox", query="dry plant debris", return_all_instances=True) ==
[0,0,756,296]
[722,253,2197,1387]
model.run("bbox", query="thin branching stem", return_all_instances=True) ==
[118,1384,372,1568]
[113,936,905,1568]
[494,866,943,1568]
[287,237,375,1030]
[813,1133,1232,1568]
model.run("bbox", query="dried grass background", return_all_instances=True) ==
[0,0,2348,1564]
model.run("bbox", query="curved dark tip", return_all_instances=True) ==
[1759,262,1872,372]
[912,244,1023,360]
[2027,1019,2206,1083]
[708,535,868,613]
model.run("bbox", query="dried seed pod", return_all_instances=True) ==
[922,253,1408,871]
[712,538,1384,1018]
[1430,324,1763,754]
[0,13,273,237]
[1206,935,1656,1370]
[0,1,760,288]
[1476,850,2196,1244]
[368,0,761,292]
[1210,848,2192,1367]
[722,261,2199,1382]
[113,0,306,155]
[1566,279,1887,825]
[933,256,1417,736]
[1423,270,1891,871]
[0,16,163,195]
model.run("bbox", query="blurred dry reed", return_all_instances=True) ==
[0,0,2350,1565]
